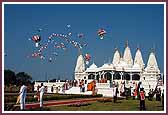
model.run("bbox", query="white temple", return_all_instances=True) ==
[34,41,163,97]
[74,41,163,95]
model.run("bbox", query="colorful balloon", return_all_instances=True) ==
[97,28,106,39]
[77,33,84,38]
[85,53,91,61]
[32,35,41,47]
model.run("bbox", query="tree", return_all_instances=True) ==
[4,69,16,86]
[16,72,32,85]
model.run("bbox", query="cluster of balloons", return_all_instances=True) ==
[28,25,88,63]
[27,24,109,64]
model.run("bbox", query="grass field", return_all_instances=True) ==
[33,99,164,111]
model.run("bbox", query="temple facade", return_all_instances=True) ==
[74,42,163,94]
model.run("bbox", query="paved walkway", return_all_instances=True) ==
[13,97,111,110]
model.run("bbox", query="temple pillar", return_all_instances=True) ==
[120,72,123,80]
[130,73,133,81]
[99,72,101,81]
[111,71,114,81]
[94,72,96,80]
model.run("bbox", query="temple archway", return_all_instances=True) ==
[96,74,99,81]
[104,72,112,80]
[88,74,95,79]
[113,72,121,80]
[124,73,130,80]
[132,74,140,80]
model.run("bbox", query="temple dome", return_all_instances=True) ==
[89,63,98,69]
[123,41,133,66]
[100,63,114,70]
[134,48,145,69]
[145,51,160,72]
[86,63,99,72]
[75,54,85,73]
[112,48,121,66]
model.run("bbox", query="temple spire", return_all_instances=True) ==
[137,44,140,50]
[125,40,128,48]
[123,40,133,66]
[145,48,160,72]
[78,48,82,56]
[134,48,144,69]
[112,48,121,65]
[75,53,85,73]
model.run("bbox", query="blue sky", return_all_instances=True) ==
[4,4,164,81]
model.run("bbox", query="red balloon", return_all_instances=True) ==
[85,53,91,61]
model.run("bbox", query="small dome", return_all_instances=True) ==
[86,63,99,72]
[100,63,114,71]
[89,63,97,69]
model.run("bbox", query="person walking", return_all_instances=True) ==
[39,83,45,110]
[19,82,27,111]
[139,88,146,110]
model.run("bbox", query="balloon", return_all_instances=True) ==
[97,28,106,39]
[86,61,89,65]
[85,53,91,61]
[40,56,45,60]
[68,32,72,36]
[77,34,84,38]
[32,35,41,47]
[32,35,41,42]
[37,28,42,32]
[67,24,71,28]
[53,52,58,56]
[49,57,52,62]
[35,43,39,47]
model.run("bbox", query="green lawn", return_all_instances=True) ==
[38,99,163,111]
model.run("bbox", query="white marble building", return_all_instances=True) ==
[74,42,163,95]
[34,41,163,97]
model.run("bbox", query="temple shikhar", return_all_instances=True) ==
[75,41,163,95]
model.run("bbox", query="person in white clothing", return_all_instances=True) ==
[19,82,27,110]
[39,83,45,110]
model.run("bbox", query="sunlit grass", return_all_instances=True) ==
[41,99,163,111]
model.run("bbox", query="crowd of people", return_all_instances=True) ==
[16,80,164,111]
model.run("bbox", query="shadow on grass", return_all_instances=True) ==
[114,101,122,103]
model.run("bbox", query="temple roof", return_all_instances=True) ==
[75,54,85,73]
[86,63,99,72]
[134,48,145,69]
[89,63,98,69]
[123,41,133,66]
[112,48,121,66]
[145,51,160,72]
